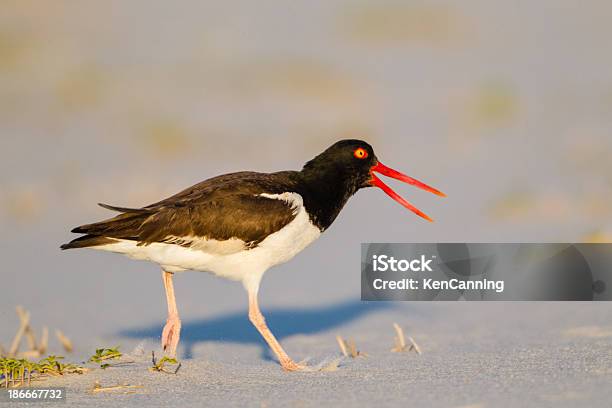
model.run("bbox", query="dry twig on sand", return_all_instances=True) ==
[4,307,58,359]
[9,307,30,356]
[55,330,73,353]
[91,381,143,394]
[336,335,367,358]
[391,323,422,355]
[16,306,37,352]
[336,335,348,357]
[38,327,48,355]
[408,336,422,355]
[391,322,407,352]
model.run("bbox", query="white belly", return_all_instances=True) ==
[94,192,321,292]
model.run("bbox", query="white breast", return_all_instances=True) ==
[94,192,321,293]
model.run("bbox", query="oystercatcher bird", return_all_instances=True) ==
[61,139,444,371]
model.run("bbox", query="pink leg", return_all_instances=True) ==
[161,270,181,358]
[248,290,305,371]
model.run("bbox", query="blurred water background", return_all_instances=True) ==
[1,1,612,358]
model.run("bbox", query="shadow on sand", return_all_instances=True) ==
[120,299,395,359]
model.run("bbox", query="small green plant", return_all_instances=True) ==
[38,355,86,375]
[88,347,122,365]
[149,351,181,374]
[88,347,133,369]
[0,355,86,388]
[1,358,28,387]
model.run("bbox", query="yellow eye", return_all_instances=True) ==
[353,147,368,159]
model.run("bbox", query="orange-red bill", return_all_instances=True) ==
[369,162,445,222]
[371,162,446,197]
[370,173,434,222]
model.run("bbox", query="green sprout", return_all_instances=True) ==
[38,355,86,375]
[88,347,123,369]
[0,355,86,388]
[149,351,181,374]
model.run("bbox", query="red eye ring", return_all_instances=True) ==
[353,147,368,159]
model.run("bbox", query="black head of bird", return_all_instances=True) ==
[300,139,445,223]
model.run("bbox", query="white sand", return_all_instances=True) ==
[4,301,612,407]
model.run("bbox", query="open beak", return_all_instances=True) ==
[370,162,445,222]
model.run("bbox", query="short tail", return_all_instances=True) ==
[61,203,152,250]
[60,234,117,250]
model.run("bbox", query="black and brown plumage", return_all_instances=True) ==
[61,139,444,371]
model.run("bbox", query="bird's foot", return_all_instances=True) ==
[280,358,309,372]
[161,315,181,358]
[281,357,343,372]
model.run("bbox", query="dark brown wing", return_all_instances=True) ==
[61,171,300,250]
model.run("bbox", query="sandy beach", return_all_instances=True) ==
[4,302,611,407]
[2,1,612,406]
